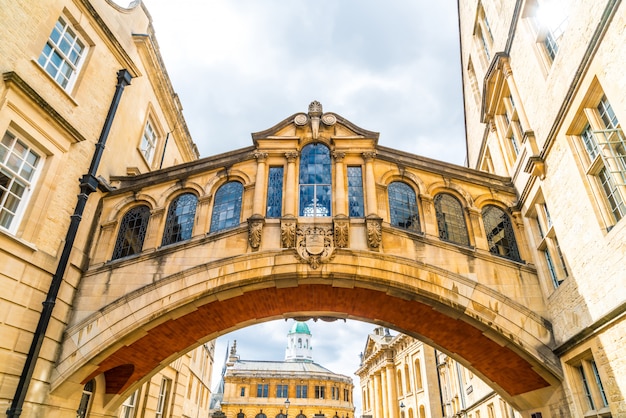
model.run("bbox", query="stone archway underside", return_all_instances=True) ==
[85,284,550,397]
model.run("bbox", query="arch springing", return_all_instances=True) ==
[388,182,421,232]
[482,205,521,261]
[161,193,197,246]
[112,205,150,260]
[299,143,331,217]
[210,182,243,232]
[435,193,469,246]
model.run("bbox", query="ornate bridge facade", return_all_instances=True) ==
[52,103,565,415]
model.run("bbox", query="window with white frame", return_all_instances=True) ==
[531,198,568,289]
[140,120,158,165]
[474,2,493,67]
[119,390,138,418]
[0,131,43,232]
[525,0,569,65]
[155,378,171,418]
[573,356,610,416]
[38,16,87,90]
[575,94,626,227]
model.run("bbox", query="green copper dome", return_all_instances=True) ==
[288,321,311,335]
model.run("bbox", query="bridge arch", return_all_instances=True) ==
[53,249,561,414]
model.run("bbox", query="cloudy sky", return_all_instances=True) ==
[136,0,465,414]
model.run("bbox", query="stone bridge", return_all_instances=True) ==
[51,103,564,415]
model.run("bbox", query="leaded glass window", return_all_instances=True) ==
[266,167,284,218]
[161,193,197,246]
[388,182,420,232]
[348,166,364,217]
[299,143,331,217]
[210,182,243,232]
[112,205,150,260]
[482,205,521,261]
[435,193,469,246]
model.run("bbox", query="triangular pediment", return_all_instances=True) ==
[252,101,379,146]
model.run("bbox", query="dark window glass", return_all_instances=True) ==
[267,167,284,218]
[348,166,364,217]
[256,384,269,398]
[210,182,243,232]
[276,384,288,398]
[482,205,521,261]
[296,385,308,398]
[238,413,245,418]
[112,206,150,260]
[256,414,267,418]
[434,194,469,246]
[388,182,420,232]
[161,193,197,246]
[299,143,331,217]
[314,385,325,399]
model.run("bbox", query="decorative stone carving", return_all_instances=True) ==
[334,218,349,248]
[253,151,268,161]
[332,151,345,161]
[294,113,308,126]
[362,151,377,161]
[281,220,296,248]
[366,216,383,249]
[247,217,264,249]
[295,225,335,269]
[321,114,337,126]
[285,151,299,162]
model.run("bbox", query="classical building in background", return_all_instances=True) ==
[459,0,625,417]
[212,321,354,418]
[356,328,522,418]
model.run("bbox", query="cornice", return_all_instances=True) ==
[2,71,87,143]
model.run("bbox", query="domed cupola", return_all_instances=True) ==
[285,321,313,362]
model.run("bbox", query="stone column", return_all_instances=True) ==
[284,151,298,217]
[251,151,268,217]
[380,367,389,418]
[419,194,435,236]
[373,371,383,418]
[467,207,485,249]
[363,151,378,216]
[333,151,346,216]
[143,207,165,251]
[386,363,399,418]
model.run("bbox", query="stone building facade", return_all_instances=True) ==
[356,328,522,418]
[0,0,205,417]
[459,1,625,417]
[213,321,354,418]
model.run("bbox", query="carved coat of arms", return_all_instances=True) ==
[295,225,335,269]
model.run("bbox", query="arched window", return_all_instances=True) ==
[76,379,94,418]
[161,193,197,246]
[276,414,287,418]
[299,143,331,217]
[404,364,411,393]
[434,193,469,246]
[210,182,243,232]
[112,205,150,260]
[237,411,245,418]
[396,369,403,395]
[296,413,307,418]
[255,412,267,418]
[482,205,521,261]
[388,182,420,232]
[414,359,423,390]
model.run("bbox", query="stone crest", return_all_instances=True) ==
[295,225,335,269]
[247,217,264,249]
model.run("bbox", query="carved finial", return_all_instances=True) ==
[308,100,323,116]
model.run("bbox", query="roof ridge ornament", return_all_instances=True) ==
[294,101,337,139]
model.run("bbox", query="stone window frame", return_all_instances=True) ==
[522,0,569,73]
[347,165,365,217]
[481,204,522,262]
[139,117,160,167]
[111,205,151,260]
[567,84,626,231]
[161,192,198,246]
[387,181,421,233]
[0,130,44,233]
[526,192,569,292]
[210,181,244,233]
[566,351,610,416]
[37,14,89,92]
[434,193,471,247]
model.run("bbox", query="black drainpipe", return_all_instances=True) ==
[6,69,132,418]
